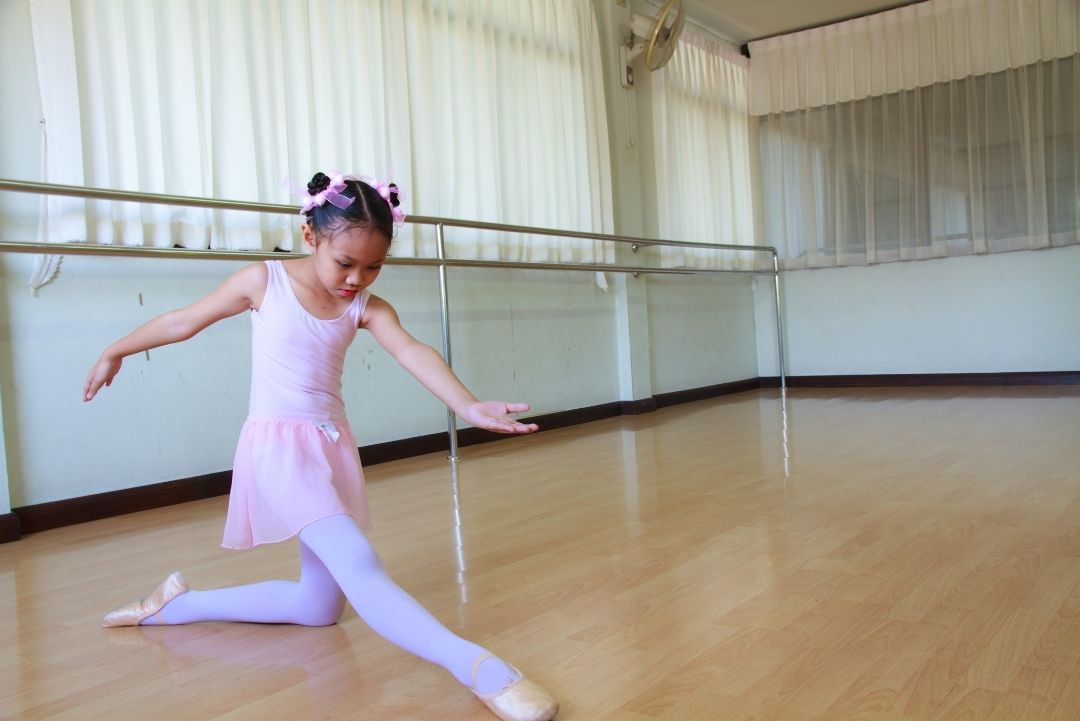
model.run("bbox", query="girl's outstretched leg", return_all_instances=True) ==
[104,543,346,626]
[298,514,558,721]
[297,514,519,692]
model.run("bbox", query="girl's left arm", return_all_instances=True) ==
[362,295,538,435]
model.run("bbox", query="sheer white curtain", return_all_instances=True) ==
[749,0,1080,269]
[27,0,613,288]
[650,30,756,269]
[400,1,613,263]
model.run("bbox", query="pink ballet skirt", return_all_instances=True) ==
[221,260,372,550]
[222,417,371,549]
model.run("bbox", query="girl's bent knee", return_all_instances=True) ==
[294,588,347,626]
[291,582,345,626]
[297,610,342,627]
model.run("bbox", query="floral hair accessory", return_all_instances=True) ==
[298,172,354,216]
[366,176,407,227]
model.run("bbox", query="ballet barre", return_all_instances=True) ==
[0,178,787,457]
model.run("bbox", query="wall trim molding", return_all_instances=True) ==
[654,378,762,407]
[7,369,1077,540]
[0,513,20,543]
[759,371,1080,388]
[360,402,626,466]
[620,398,658,415]
[14,472,231,536]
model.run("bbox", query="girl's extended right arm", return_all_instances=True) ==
[83,263,267,402]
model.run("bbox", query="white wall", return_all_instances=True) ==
[0,0,762,508]
[0,253,620,507]
[0,254,253,506]
[0,0,39,513]
[648,274,758,391]
[754,246,1080,376]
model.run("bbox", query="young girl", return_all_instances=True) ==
[84,172,559,721]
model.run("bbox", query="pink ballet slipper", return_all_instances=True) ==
[471,654,559,721]
[102,572,188,627]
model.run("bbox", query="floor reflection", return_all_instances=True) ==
[780,387,791,482]
[447,458,468,607]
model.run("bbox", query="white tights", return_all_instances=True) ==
[144,514,517,694]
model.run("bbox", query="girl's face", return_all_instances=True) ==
[303,223,389,300]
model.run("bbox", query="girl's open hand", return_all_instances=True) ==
[84,356,122,402]
[460,401,539,434]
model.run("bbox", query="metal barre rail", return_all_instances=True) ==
[0,179,777,254]
[0,178,787,456]
[0,239,771,276]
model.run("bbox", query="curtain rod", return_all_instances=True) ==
[741,0,930,56]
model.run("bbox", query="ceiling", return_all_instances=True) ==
[679,0,927,44]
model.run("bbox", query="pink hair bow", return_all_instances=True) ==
[298,173,354,215]
[367,176,407,227]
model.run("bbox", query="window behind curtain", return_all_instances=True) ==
[400,0,613,263]
[650,31,756,270]
[759,55,1079,269]
[28,0,613,271]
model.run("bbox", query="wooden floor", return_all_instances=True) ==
[3,387,1080,721]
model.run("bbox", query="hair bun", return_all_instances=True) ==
[387,183,400,208]
[307,172,332,195]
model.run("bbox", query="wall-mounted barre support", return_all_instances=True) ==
[434,223,459,460]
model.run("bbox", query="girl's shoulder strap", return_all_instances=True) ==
[257,259,288,306]
[350,289,372,328]
[263,258,288,285]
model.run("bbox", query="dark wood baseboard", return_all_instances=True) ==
[14,471,232,536]
[620,398,658,415]
[654,378,763,407]
[360,402,625,465]
[0,512,20,543]
[9,369,1078,540]
[759,370,1080,388]
[359,432,453,466]
[8,401,634,540]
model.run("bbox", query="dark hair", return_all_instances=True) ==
[303,171,400,243]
